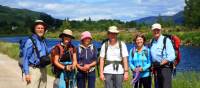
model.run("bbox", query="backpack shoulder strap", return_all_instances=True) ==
[149,38,154,48]
[131,47,136,58]
[55,44,64,58]
[91,44,97,55]
[29,36,40,58]
[105,41,108,59]
[119,41,122,58]
[162,36,167,56]
[78,45,83,55]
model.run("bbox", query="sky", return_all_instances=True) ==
[0,0,185,21]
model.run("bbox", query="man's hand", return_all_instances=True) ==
[25,75,31,84]
[100,73,105,81]
[161,59,168,66]
[123,72,129,81]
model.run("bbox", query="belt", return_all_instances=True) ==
[29,64,41,68]
[153,62,173,69]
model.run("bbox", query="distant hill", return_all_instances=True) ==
[0,5,184,34]
[0,5,62,33]
[134,11,184,25]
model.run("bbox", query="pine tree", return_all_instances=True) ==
[59,18,71,31]
[184,0,200,28]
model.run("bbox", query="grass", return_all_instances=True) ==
[1,27,200,46]
[45,28,200,46]
[0,42,200,88]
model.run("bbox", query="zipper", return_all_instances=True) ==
[86,48,88,60]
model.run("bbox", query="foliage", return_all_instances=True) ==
[184,0,200,28]
[0,5,62,34]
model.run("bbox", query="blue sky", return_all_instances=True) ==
[0,0,185,21]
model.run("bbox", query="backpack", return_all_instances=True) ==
[103,41,123,71]
[104,41,122,59]
[18,36,38,79]
[51,43,74,75]
[150,34,181,67]
[163,34,181,67]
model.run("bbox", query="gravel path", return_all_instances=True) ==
[0,53,54,88]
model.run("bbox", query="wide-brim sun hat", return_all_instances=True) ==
[81,31,92,40]
[59,29,75,39]
[108,26,119,33]
[32,20,47,33]
[151,23,162,30]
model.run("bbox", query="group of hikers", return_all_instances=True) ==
[20,19,181,88]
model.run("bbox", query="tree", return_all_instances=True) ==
[59,18,71,31]
[157,14,164,25]
[184,0,200,28]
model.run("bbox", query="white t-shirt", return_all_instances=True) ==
[100,41,128,74]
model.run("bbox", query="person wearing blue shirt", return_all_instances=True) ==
[150,23,175,88]
[23,20,50,88]
[129,33,151,88]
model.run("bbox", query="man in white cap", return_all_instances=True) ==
[150,23,175,88]
[99,26,129,88]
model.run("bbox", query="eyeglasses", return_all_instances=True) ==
[153,29,161,32]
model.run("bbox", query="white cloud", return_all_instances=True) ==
[162,11,177,16]
[0,0,185,21]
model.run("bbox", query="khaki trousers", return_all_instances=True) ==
[26,67,47,88]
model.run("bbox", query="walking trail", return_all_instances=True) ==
[0,53,54,88]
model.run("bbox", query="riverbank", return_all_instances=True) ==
[0,42,200,88]
[45,29,200,46]
[1,28,200,46]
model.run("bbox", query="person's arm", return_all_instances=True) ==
[142,49,151,71]
[99,57,105,80]
[122,42,129,81]
[72,48,77,69]
[99,43,105,80]
[23,39,34,84]
[161,38,175,65]
[128,49,136,71]
[52,49,65,70]
[23,39,33,75]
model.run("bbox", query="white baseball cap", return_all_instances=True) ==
[151,23,162,30]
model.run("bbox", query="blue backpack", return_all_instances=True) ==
[18,36,38,78]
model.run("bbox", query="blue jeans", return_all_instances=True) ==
[77,71,96,88]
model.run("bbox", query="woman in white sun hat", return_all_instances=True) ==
[51,29,77,88]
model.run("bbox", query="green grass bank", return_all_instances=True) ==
[45,29,200,46]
